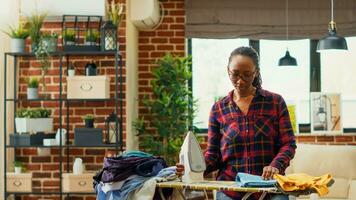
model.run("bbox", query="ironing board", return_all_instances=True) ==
[156,180,280,200]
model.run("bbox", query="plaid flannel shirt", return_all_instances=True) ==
[204,88,296,199]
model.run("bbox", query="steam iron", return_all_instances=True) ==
[179,131,206,183]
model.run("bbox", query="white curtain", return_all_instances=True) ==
[0,0,19,196]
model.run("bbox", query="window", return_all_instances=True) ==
[260,39,310,124]
[191,38,249,130]
[320,36,356,128]
[190,38,356,131]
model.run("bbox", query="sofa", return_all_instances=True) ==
[286,143,356,200]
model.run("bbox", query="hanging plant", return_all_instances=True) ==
[34,39,50,97]
[27,12,47,52]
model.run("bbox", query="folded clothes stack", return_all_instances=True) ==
[93,151,178,200]
[235,172,334,197]
[236,172,277,187]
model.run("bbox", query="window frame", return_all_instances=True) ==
[188,38,356,133]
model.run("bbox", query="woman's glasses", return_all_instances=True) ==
[228,69,256,82]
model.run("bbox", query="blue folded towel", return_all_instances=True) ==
[122,150,153,158]
[236,172,276,187]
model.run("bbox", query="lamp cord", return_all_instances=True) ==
[331,0,334,22]
[286,0,289,41]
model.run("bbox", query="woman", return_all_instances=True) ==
[178,46,296,200]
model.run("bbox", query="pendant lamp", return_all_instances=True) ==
[278,0,297,66]
[317,0,348,52]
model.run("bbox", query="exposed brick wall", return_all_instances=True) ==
[14,5,126,200]
[12,0,187,199]
[137,0,185,126]
[295,134,356,145]
[134,1,186,161]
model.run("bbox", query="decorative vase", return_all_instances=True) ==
[73,158,84,174]
[42,37,57,53]
[68,69,75,77]
[85,62,97,76]
[27,87,38,99]
[55,128,67,145]
[31,42,40,52]
[10,39,25,53]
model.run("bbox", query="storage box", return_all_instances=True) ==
[7,173,32,192]
[67,76,110,99]
[9,133,55,146]
[74,128,103,146]
[62,173,94,192]
[15,118,53,133]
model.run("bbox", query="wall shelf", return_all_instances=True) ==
[3,50,123,199]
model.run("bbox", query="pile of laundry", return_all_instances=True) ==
[93,151,178,200]
[236,172,334,197]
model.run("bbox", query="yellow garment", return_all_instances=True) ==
[273,173,333,196]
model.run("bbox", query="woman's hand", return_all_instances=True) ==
[175,163,185,177]
[262,166,279,180]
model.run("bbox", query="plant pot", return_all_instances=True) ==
[85,41,97,46]
[10,39,25,53]
[42,37,57,53]
[15,118,53,133]
[66,41,75,46]
[31,42,40,52]
[68,69,75,77]
[27,87,38,99]
[14,167,22,174]
[84,119,94,128]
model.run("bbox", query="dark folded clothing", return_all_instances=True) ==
[100,156,167,183]
[135,158,165,177]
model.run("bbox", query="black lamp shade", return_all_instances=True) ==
[278,50,297,66]
[317,29,348,52]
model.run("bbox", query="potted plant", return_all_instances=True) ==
[82,114,95,128]
[41,32,58,53]
[106,1,124,27]
[62,29,76,45]
[2,23,29,53]
[15,108,53,133]
[27,12,47,52]
[27,77,39,99]
[85,29,99,45]
[13,161,24,174]
[133,54,197,165]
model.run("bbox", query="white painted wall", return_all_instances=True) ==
[126,0,139,150]
[20,0,105,18]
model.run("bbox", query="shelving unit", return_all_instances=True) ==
[3,51,123,199]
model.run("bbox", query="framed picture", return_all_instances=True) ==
[310,93,342,134]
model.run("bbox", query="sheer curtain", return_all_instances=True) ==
[0,0,19,195]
